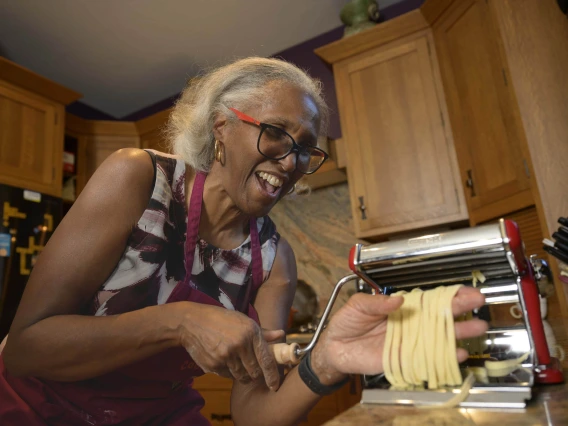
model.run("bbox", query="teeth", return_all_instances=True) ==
[258,172,283,188]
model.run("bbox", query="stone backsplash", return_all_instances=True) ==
[269,183,365,315]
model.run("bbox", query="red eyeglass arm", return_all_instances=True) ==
[229,108,260,126]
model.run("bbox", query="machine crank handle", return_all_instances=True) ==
[270,342,301,365]
[270,274,362,365]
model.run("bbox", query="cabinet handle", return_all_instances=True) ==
[211,413,232,421]
[465,170,476,197]
[358,196,367,220]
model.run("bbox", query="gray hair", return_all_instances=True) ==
[166,57,329,172]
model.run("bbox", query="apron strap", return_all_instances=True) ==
[249,217,264,289]
[168,171,264,306]
[184,172,207,268]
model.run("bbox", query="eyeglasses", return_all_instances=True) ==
[229,108,328,175]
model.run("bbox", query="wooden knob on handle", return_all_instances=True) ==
[270,342,301,365]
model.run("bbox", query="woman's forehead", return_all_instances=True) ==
[257,86,320,129]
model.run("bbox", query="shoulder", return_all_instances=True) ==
[275,236,294,263]
[77,148,155,219]
[94,148,154,183]
[266,236,296,286]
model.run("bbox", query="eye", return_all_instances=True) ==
[262,126,288,142]
[298,139,317,149]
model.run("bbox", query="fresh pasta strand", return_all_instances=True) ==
[443,285,463,386]
[406,289,424,386]
[382,285,466,402]
[412,291,427,385]
[425,287,441,389]
[390,291,406,389]
[418,372,476,410]
[400,289,421,386]
[381,284,529,408]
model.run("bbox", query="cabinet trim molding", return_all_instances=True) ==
[66,113,138,137]
[314,10,429,65]
[0,57,81,105]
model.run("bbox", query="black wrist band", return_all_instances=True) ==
[298,351,350,396]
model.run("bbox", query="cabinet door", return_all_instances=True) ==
[198,390,234,426]
[335,32,467,239]
[0,81,63,197]
[140,128,171,153]
[193,375,234,426]
[432,0,532,223]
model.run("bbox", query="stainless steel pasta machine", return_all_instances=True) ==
[271,219,563,408]
[349,218,563,408]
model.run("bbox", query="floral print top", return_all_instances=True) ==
[88,150,280,316]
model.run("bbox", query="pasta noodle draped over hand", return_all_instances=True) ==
[383,285,464,391]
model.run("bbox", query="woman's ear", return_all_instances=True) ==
[212,114,228,141]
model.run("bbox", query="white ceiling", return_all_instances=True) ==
[0,0,403,118]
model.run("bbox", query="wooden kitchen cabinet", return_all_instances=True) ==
[0,58,81,197]
[193,374,234,426]
[317,16,468,239]
[139,128,170,153]
[65,114,140,186]
[422,0,568,315]
[430,0,533,224]
[85,132,140,178]
[136,108,172,153]
[0,81,61,196]
[317,0,568,313]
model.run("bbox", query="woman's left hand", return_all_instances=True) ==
[310,286,488,385]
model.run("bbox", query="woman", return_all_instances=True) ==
[0,57,487,425]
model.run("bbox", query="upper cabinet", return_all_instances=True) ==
[316,13,468,239]
[65,114,140,192]
[0,58,81,197]
[136,108,172,153]
[318,0,568,313]
[430,0,532,223]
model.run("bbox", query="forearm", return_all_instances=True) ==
[231,366,322,426]
[3,302,185,381]
[231,336,350,426]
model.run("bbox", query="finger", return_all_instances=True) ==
[253,329,281,391]
[455,318,488,340]
[227,356,252,384]
[451,286,485,316]
[348,293,404,317]
[239,342,264,382]
[457,347,469,363]
[262,329,285,344]
[202,365,232,379]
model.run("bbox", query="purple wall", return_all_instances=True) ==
[69,0,424,137]
[270,26,344,139]
[120,93,180,122]
[66,101,118,121]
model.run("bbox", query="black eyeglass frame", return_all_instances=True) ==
[229,107,329,175]
[256,123,329,175]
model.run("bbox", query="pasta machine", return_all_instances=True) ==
[272,219,563,408]
[348,219,564,408]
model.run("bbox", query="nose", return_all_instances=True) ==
[278,151,297,173]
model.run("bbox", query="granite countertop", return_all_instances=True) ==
[323,380,568,425]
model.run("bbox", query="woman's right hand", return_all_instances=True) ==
[173,302,284,391]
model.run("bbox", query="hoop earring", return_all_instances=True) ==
[287,184,296,195]
[214,140,222,163]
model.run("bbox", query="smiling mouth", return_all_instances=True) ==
[256,171,283,195]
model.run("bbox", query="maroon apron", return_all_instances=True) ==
[0,172,264,425]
